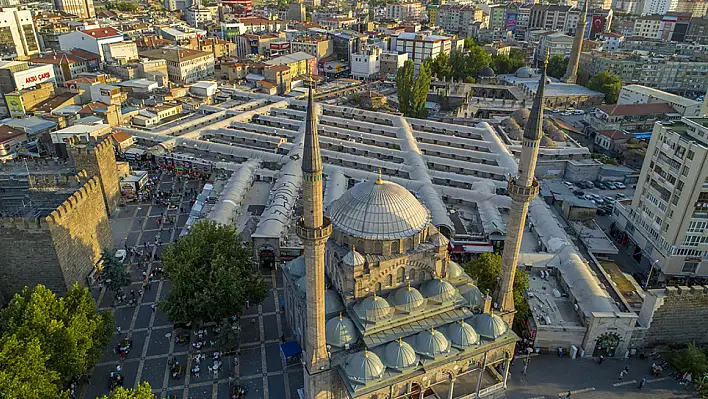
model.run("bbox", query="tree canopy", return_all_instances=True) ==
[396,59,431,118]
[491,50,525,75]
[396,59,414,117]
[161,220,267,325]
[99,382,155,399]
[587,71,622,104]
[546,54,568,80]
[463,253,530,322]
[429,43,491,83]
[101,249,130,293]
[0,284,113,396]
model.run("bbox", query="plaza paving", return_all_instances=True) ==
[83,171,301,399]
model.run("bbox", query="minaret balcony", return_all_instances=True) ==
[297,216,333,241]
[508,179,539,202]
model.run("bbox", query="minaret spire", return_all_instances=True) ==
[563,0,588,83]
[493,52,547,324]
[298,80,333,399]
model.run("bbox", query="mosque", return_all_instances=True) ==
[279,56,554,397]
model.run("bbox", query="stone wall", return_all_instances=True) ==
[639,286,708,347]
[0,176,113,300]
[70,138,121,216]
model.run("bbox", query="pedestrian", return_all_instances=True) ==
[117,326,121,334]
[624,365,630,373]
[151,303,156,312]
[521,362,528,381]
[638,377,646,390]
[619,370,626,380]
[237,348,241,356]
[599,355,604,364]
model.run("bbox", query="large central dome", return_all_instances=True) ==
[328,178,431,241]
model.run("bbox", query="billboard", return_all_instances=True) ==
[590,16,605,36]
[5,94,25,117]
[12,65,55,91]
[505,12,518,32]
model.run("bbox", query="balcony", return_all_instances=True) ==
[296,216,332,241]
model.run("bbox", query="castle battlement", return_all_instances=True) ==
[47,176,103,225]
[70,136,114,156]
[0,157,72,174]
[27,170,89,189]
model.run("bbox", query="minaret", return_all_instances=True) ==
[298,84,333,399]
[563,0,589,84]
[494,51,548,325]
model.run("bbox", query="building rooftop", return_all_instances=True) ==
[621,85,702,107]
[139,46,212,63]
[264,51,315,66]
[596,103,678,116]
[78,27,122,39]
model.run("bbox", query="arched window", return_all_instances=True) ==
[396,267,405,283]
[386,274,393,287]
[376,282,382,292]
[408,268,416,281]
[391,240,400,254]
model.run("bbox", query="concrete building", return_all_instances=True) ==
[52,0,95,19]
[351,46,381,80]
[0,8,40,60]
[394,32,453,73]
[674,0,708,17]
[291,37,332,61]
[599,32,624,50]
[263,51,316,78]
[538,31,574,60]
[286,2,305,21]
[139,46,215,85]
[585,103,682,133]
[28,49,100,86]
[379,51,407,76]
[58,27,125,62]
[386,2,425,21]
[618,85,705,117]
[436,5,483,36]
[612,117,708,282]
[319,17,358,30]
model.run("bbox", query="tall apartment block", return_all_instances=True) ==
[613,117,708,282]
[52,0,95,19]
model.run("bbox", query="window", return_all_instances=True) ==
[682,235,701,247]
[687,150,694,160]
[682,261,699,274]
[386,274,393,287]
[397,267,405,283]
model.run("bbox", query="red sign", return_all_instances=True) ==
[26,72,51,84]
[590,16,605,35]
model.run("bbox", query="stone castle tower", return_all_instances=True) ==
[563,0,588,84]
[494,52,549,324]
[297,85,334,399]
[69,137,121,216]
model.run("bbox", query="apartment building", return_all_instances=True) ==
[290,37,332,60]
[139,46,214,85]
[386,2,424,21]
[612,117,708,282]
[351,46,381,80]
[633,13,691,41]
[27,49,100,86]
[674,0,708,17]
[436,5,483,36]
[58,27,125,62]
[0,8,40,60]
[379,51,408,76]
[320,17,358,30]
[52,0,95,19]
[686,16,708,44]
[538,31,574,59]
[618,85,705,117]
[394,32,453,73]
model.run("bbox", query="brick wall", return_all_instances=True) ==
[70,138,121,216]
[641,286,708,347]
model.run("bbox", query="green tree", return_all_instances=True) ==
[0,335,65,399]
[411,59,433,118]
[462,253,530,322]
[0,284,113,386]
[396,59,415,116]
[100,249,130,293]
[508,48,526,71]
[429,51,452,80]
[546,54,568,79]
[587,70,622,104]
[99,382,155,399]
[115,1,138,11]
[491,54,513,74]
[463,38,476,50]
[464,45,491,78]
[161,220,267,325]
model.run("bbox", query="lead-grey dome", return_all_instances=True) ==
[392,284,425,312]
[328,179,431,241]
[446,320,480,348]
[414,328,450,357]
[345,350,385,383]
[459,283,484,309]
[516,66,534,78]
[287,257,306,277]
[383,339,418,370]
[325,290,344,314]
[343,247,366,266]
[480,66,495,77]
[356,293,392,322]
[326,313,357,347]
[471,313,508,340]
[421,278,457,302]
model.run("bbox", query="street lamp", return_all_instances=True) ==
[644,259,659,289]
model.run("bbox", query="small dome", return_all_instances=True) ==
[345,350,385,383]
[480,66,495,77]
[392,283,425,312]
[326,313,357,347]
[447,261,463,279]
[383,339,418,370]
[325,290,344,314]
[328,179,432,241]
[431,232,449,248]
[420,278,457,302]
[287,257,306,277]
[343,247,366,266]
[357,294,392,322]
[459,283,484,309]
[516,66,534,78]
[471,313,509,340]
[414,328,450,357]
[446,320,480,348]
[294,276,307,292]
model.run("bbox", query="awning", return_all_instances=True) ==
[280,341,301,360]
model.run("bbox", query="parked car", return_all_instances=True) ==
[597,208,608,216]
[615,182,626,189]
[594,181,607,189]
[615,193,627,199]
[573,190,585,197]
[603,196,616,204]
[605,182,617,189]
[563,181,574,188]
